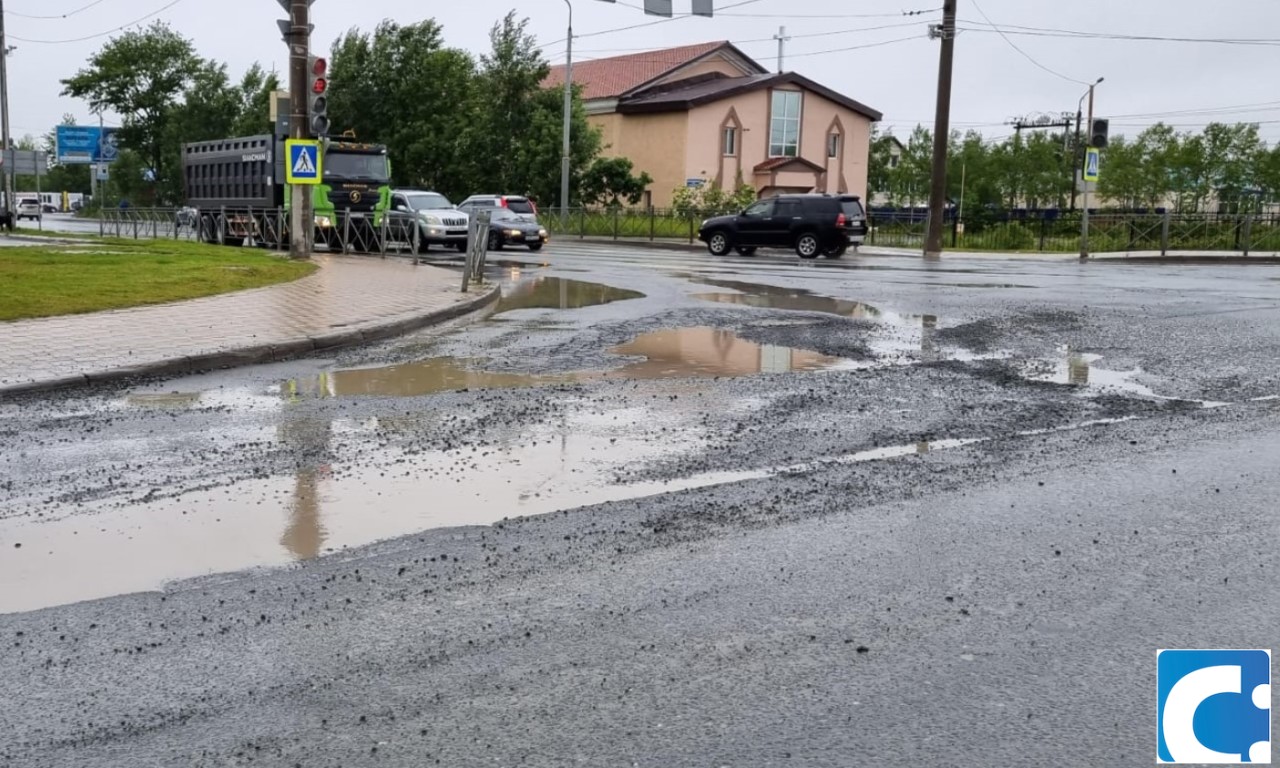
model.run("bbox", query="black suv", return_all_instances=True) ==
[698,194,867,259]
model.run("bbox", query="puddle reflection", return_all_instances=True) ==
[692,278,882,319]
[324,327,851,398]
[495,277,643,314]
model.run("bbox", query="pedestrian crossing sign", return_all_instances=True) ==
[285,139,322,185]
[1084,148,1100,182]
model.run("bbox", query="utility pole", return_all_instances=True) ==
[1079,77,1102,259]
[1069,107,1082,210]
[560,0,573,226]
[285,0,313,259]
[923,0,956,258]
[773,26,790,73]
[0,0,14,228]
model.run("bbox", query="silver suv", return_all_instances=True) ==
[389,190,469,252]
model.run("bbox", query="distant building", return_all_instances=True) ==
[545,41,881,208]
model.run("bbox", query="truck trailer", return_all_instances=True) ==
[181,135,393,251]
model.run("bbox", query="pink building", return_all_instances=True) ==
[545,41,881,208]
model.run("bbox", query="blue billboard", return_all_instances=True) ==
[55,125,120,164]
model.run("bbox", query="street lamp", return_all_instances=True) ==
[1079,76,1103,259]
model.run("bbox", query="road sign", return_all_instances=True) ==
[285,139,322,184]
[1084,148,1101,183]
[1,149,48,176]
[55,125,119,164]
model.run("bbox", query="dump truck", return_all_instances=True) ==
[181,135,393,251]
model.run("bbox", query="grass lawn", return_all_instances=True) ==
[0,238,316,322]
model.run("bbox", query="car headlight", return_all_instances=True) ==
[507,229,522,236]
[538,228,547,236]
[314,215,332,228]
[422,214,442,225]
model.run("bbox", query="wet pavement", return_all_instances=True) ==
[2,241,1279,765]
[0,254,490,391]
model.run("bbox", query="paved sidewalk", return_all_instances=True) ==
[0,254,497,394]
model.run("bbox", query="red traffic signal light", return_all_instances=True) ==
[311,77,327,94]
[311,57,327,77]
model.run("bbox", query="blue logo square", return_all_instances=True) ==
[1158,649,1271,763]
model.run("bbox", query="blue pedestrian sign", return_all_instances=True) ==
[1084,148,1101,182]
[285,139,322,185]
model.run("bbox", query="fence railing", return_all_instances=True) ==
[99,207,470,258]
[95,206,1280,256]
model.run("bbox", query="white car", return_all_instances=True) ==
[16,198,41,221]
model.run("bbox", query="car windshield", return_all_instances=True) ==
[406,193,452,210]
[323,152,390,181]
[491,208,535,223]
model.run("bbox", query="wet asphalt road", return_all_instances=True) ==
[2,242,1279,766]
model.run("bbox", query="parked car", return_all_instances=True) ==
[456,194,538,216]
[16,198,41,221]
[698,194,868,259]
[390,189,469,252]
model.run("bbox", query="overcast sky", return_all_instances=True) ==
[7,0,1280,145]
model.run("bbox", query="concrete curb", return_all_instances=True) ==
[0,284,500,397]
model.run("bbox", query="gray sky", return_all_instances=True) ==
[7,0,1280,145]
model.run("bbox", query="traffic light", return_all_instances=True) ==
[308,56,329,137]
[1090,118,1109,149]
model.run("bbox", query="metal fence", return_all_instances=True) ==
[867,210,1280,255]
[96,206,1280,256]
[99,207,470,258]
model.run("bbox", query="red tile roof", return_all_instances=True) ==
[543,41,733,101]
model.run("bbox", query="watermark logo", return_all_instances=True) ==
[1157,649,1271,763]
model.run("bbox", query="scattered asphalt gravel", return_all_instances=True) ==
[2,245,1279,766]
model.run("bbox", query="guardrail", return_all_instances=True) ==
[97,206,1280,256]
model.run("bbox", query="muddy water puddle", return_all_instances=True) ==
[494,276,643,313]
[316,327,851,398]
[0,401,731,612]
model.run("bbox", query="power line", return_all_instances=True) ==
[5,0,108,20]
[9,0,184,43]
[957,21,1280,47]
[556,20,929,56]
[546,0,764,47]
[568,35,922,66]
[968,0,1089,86]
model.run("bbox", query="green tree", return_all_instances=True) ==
[885,125,931,207]
[579,156,653,207]
[1098,135,1145,209]
[328,19,476,195]
[458,12,600,206]
[60,21,202,204]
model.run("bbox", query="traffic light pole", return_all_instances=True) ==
[287,0,313,259]
[1079,83,1096,260]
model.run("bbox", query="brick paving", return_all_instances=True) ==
[0,254,492,392]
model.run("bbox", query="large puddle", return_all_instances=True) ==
[692,278,882,319]
[494,276,643,313]
[313,326,850,398]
